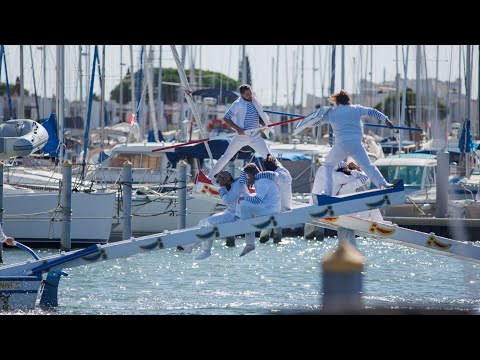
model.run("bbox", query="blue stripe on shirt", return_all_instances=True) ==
[255,171,275,180]
[244,101,259,130]
[367,108,386,120]
[238,171,248,184]
[225,109,234,119]
[245,195,262,203]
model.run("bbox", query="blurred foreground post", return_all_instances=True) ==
[322,240,364,312]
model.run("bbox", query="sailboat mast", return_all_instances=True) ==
[466,45,472,120]
[129,45,135,114]
[370,45,373,107]
[145,45,159,142]
[100,45,106,154]
[415,45,422,134]
[395,45,401,128]
[399,45,410,155]
[158,45,166,130]
[241,45,247,84]
[42,46,46,119]
[329,45,336,146]
[119,45,123,123]
[78,46,83,126]
[434,45,439,126]
[341,45,345,89]
[170,45,213,160]
[274,45,279,115]
[19,45,24,118]
[29,45,40,120]
[300,45,304,109]
[56,45,65,165]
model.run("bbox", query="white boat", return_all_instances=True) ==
[373,153,478,218]
[2,184,116,246]
[0,119,49,159]
[374,154,438,217]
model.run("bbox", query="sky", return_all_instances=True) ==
[2,45,476,107]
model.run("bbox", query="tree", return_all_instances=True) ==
[374,88,448,121]
[109,68,238,105]
[0,81,29,96]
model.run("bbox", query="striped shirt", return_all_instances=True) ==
[225,98,259,130]
[218,178,250,212]
[320,104,388,144]
[244,171,280,204]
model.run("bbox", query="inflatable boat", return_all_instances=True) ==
[0,119,49,159]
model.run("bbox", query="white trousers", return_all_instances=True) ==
[196,210,237,251]
[239,200,281,245]
[321,141,388,196]
[207,132,270,179]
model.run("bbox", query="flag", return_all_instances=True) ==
[128,113,136,124]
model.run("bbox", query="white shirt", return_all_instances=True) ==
[219,178,250,213]
[320,104,388,144]
[223,94,273,136]
[244,172,281,209]
[332,169,369,196]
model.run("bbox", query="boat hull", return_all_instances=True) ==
[0,119,49,159]
[2,190,116,246]
[0,275,41,311]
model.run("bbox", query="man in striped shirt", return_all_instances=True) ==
[207,84,273,180]
[237,163,281,257]
[311,89,394,197]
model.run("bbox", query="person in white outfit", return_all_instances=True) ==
[311,89,394,197]
[310,160,384,246]
[260,154,292,243]
[312,160,370,200]
[237,163,282,256]
[182,170,250,260]
[207,84,273,180]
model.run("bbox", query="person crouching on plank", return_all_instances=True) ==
[181,170,250,260]
[237,163,281,257]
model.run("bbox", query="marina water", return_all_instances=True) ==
[3,236,480,314]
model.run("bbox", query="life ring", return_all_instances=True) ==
[207,119,228,130]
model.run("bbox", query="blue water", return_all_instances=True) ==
[3,236,480,314]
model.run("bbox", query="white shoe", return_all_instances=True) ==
[239,244,255,257]
[194,250,211,260]
[381,183,394,189]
